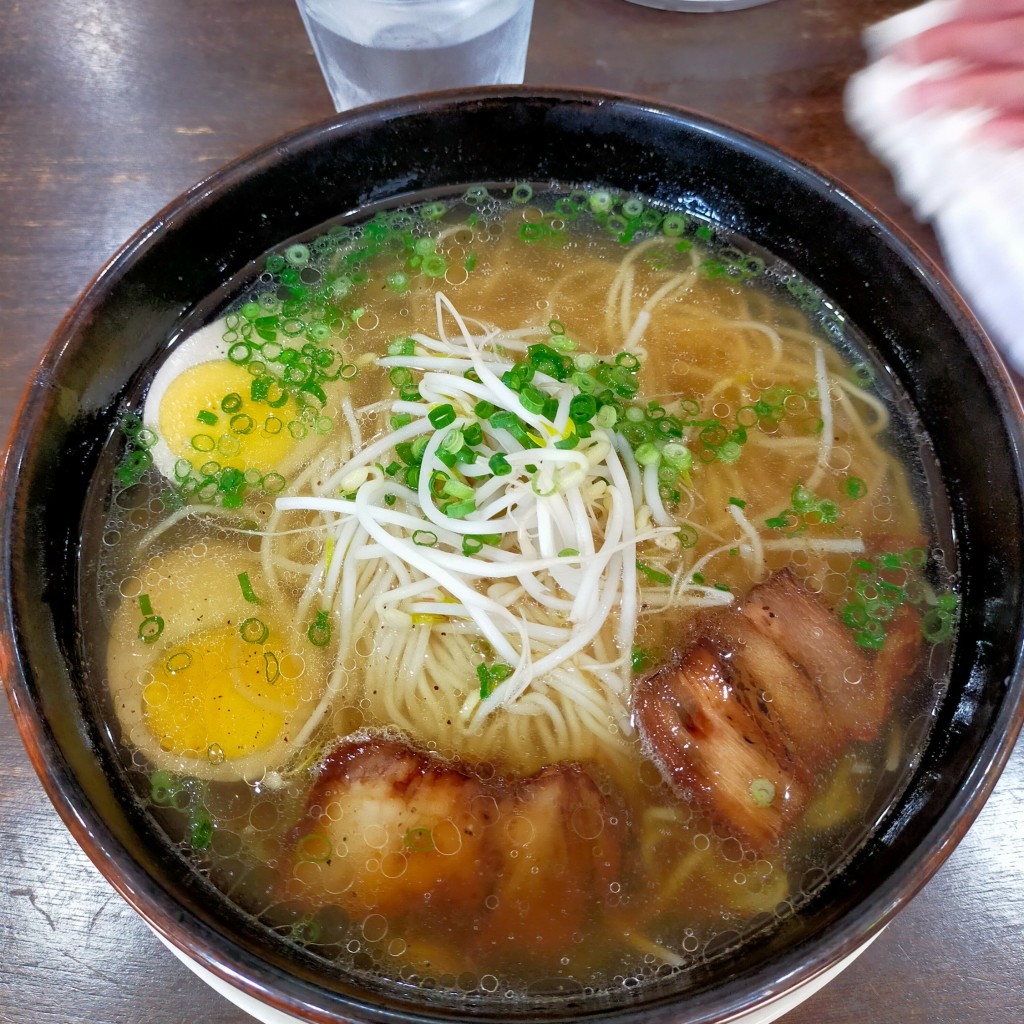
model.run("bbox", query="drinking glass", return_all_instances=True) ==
[294,0,535,112]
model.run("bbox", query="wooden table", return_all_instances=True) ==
[1,1,1021,1021]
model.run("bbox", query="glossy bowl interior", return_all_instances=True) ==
[3,89,1024,1024]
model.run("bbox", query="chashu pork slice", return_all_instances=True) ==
[741,569,876,742]
[481,763,625,956]
[709,612,845,774]
[741,569,924,743]
[634,640,802,852]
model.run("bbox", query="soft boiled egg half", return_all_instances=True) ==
[142,319,331,488]
[107,541,329,783]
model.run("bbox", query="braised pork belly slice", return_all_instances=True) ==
[740,569,924,743]
[286,737,494,919]
[286,735,625,946]
[863,604,924,738]
[636,569,928,849]
[741,569,876,741]
[709,613,843,771]
[634,641,802,852]
[482,764,624,954]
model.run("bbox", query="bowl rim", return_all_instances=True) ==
[3,85,1024,1024]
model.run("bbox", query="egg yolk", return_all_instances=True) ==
[158,360,297,474]
[142,622,306,762]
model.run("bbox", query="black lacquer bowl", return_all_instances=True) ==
[3,89,1024,1024]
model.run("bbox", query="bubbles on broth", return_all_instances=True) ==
[80,181,958,1010]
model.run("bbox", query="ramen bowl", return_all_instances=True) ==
[2,89,1023,1024]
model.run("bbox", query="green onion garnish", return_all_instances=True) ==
[237,572,262,605]
[635,443,660,466]
[636,560,672,586]
[489,453,512,476]
[477,662,513,699]
[844,476,867,500]
[631,647,653,673]
[445,498,476,519]
[189,809,213,850]
[239,617,269,644]
[442,477,474,500]
[428,403,456,429]
[307,610,332,647]
[388,337,416,356]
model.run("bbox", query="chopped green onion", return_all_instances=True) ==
[439,427,465,454]
[445,498,476,519]
[149,769,178,806]
[388,337,416,356]
[138,615,164,644]
[661,213,687,237]
[519,384,547,415]
[237,572,262,605]
[489,453,512,476]
[635,442,660,466]
[845,476,867,500]
[636,560,672,586]
[412,529,438,547]
[239,617,269,644]
[678,525,699,548]
[818,500,840,524]
[395,441,418,466]
[307,609,332,647]
[512,182,534,203]
[189,809,213,850]
[477,661,513,699]
[428,403,456,429]
[631,647,653,673]
[442,477,474,500]
[569,394,597,422]
[750,778,776,807]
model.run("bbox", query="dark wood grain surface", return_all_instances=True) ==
[1,1,1022,1021]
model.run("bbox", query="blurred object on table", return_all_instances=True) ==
[623,0,778,9]
[846,0,1024,371]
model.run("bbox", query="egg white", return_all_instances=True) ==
[143,318,232,482]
